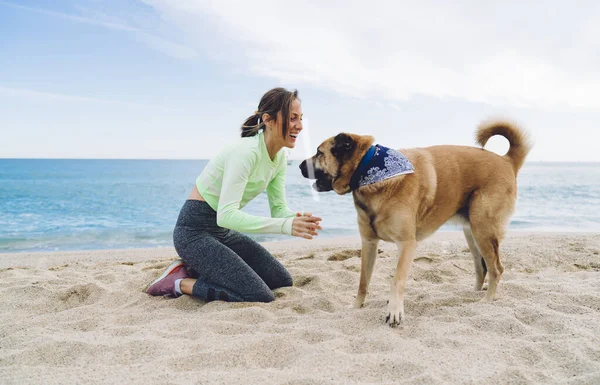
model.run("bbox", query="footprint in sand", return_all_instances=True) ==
[327,249,384,261]
[93,272,117,283]
[292,304,311,314]
[296,253,315,260]
[294,276,315,287]
[413,270,445,283]
[56,283,104,309]
[414,256,435,263]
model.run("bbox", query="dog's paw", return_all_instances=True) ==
[479,295,494,303]
[385,301,404,327]
[353,298,365,309]
[385,311,404,326]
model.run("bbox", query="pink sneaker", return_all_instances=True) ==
[145,260,189,298]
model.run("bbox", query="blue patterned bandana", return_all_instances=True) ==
[349,144,415,190]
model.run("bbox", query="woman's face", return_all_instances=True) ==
[272,98,303,149]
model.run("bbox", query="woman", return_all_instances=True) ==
[145,87,322,303]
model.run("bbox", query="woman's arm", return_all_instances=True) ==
[266,162,296,219]
[216,153,294,235]
[266,158,323,239]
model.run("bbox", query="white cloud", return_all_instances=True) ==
[141,0,600,109]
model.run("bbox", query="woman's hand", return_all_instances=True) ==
[292,213,322,240]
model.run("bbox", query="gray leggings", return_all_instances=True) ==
[173,200,293,302]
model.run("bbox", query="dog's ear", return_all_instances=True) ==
[331,133,357,195]
[331,133,356,159]
[331,133,375,195]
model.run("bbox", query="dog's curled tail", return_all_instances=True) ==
[476,119,533,173]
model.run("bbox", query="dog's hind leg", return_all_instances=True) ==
[470,231,503,302]
[463,225,487,291]
[354,238,379,308]
[468,192,510,302]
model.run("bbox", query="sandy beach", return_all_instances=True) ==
[1,231,599,384]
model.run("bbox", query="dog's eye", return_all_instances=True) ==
[316,150,322,157]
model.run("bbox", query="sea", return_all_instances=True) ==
[1,159,599,253]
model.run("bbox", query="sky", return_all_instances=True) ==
[1,0,599,161]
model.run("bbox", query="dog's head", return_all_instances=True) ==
[299,133,374,194]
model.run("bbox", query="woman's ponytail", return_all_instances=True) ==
[240,112,264,137]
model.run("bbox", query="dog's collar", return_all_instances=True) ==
[349,145,377,190]
[349,144,414,190]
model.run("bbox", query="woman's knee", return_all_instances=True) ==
[279,270,293,288]
[245,288,275,303]
[270,269,293,290]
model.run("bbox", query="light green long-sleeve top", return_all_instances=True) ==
[196,130,296,235]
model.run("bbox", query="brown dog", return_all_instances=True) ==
[299,119,532,326]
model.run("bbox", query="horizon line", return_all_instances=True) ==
[1,157,599,164]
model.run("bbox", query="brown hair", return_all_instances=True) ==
[241,87,300,138]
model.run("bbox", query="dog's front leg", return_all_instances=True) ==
[354,238,379,308]
[386,239,417,326]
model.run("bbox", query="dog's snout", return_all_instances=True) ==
[299,159,310,178]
